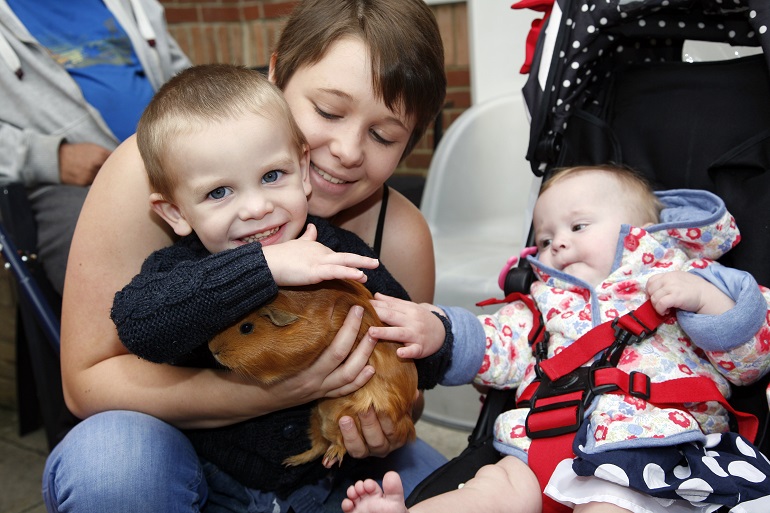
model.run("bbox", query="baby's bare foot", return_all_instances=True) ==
[341,471,409,513]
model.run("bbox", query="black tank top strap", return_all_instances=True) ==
[372,184,389,257]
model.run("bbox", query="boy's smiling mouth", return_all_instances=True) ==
[239,226,280,244]
[311,162,349,185]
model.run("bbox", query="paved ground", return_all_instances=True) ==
[0,408,48,513]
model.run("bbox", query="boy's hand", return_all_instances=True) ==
[368,293,446,359]
[263,224,379,286]
[647,271,735,316]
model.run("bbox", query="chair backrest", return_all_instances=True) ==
[421,92,537,256]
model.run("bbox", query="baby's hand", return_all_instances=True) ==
[263,224,379,286]
[647,271,735,316]
[368,293,446,359]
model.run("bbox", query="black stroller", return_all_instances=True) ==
[408,0,770,509]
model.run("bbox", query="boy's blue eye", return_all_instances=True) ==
[262,170,284,184]
[208,187,231,200]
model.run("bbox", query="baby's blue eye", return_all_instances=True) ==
[262,170,283,184]
[208,187,231,200]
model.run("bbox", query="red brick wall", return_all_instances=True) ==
[159,0,471,178]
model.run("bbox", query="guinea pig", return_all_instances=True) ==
[208,279,418,468]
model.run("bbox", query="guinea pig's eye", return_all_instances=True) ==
[240,322,254,334]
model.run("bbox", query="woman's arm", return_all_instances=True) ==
[60,137,374,428]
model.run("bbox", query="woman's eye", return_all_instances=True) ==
[208,187,232,200]
[315,105,339,120]
[370,129,395,146]
[262,170,284,184]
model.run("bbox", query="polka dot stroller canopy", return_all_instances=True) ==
[515,0,770,177]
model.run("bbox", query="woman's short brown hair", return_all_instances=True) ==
[271,0,446,160]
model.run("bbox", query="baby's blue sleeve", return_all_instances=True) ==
[676,265,765,351]
[438,306,487,386]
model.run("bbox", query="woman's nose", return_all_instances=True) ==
[329,127,364,168]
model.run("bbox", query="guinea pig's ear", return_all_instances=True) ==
[260,305,300,327]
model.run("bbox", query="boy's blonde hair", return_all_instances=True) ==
[137,64,307,200]
[271,0,446,160]
[541,164,663,224]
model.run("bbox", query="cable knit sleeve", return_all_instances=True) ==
[111,237,278,364]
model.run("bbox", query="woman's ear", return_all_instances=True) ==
[150,192,193,237]
[268,53,277,83]
[299,145,312,197]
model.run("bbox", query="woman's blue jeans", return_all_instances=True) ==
[42,410,447,512]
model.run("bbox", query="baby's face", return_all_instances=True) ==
[533,171,644,288]
[163,113,311,254]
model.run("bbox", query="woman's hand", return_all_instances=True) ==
[268,306,376,407]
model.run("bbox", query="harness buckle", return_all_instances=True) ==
[525,399,584,439]
[525,367,591,439]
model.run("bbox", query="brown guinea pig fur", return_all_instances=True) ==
[208,279,417,467]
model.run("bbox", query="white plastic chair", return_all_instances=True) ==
[420,92,538,429]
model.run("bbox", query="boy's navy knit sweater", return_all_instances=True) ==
[111,215,451,495]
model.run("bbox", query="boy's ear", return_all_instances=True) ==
[150,193,193,237]
[299,145,312,197]
[268,53,277,83]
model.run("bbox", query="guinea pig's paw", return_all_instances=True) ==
[322,445,346,468]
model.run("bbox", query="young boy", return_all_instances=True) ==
[110,64,452,496]
[345,165,770,513]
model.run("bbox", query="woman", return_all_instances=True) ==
[44,0,447,511]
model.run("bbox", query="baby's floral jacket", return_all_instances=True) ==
[442,189,770,461]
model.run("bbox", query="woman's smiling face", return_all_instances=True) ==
[280,36,415,219]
